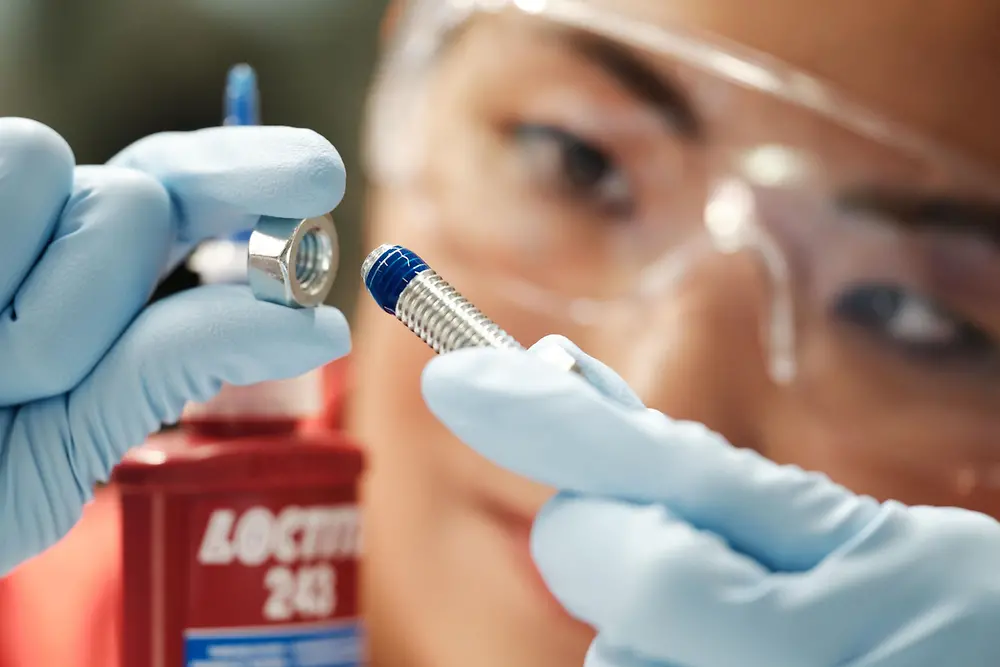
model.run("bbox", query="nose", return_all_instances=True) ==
[584,251,775,452]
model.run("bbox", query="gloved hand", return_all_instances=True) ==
[0,118,350,575]
[422,335,1000,667]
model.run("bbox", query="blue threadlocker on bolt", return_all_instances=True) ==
[361,244,523,354]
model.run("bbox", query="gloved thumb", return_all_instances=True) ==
[67,284,350,486]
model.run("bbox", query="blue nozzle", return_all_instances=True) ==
[362,244,430,315]
[224,63,260,127]
[224,63,259,243]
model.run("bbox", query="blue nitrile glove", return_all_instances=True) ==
[422,335,1000,667]
[0,118,350,575]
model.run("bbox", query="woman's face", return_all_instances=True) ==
[348,2,1000,666]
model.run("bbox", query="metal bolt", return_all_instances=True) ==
[249,213,339,308]
[361,244,582,374]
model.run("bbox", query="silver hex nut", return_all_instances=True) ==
[248,213,339,308]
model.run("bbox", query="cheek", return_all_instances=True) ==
[763,406,957,509]
[349,299,438,447]
[764,376,1000,517]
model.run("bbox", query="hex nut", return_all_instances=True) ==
[248,213,339,308]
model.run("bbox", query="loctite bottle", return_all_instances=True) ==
[112,231,364,667]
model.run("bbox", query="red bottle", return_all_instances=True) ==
[112,365,364,667]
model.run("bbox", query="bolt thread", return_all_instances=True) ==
[395,271,523,353]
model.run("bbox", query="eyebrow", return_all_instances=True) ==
[837,188,1000,244]
[558,30,702,139]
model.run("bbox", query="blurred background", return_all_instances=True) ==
[0,0,389,313]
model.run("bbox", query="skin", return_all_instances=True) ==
[349,1,1000,666]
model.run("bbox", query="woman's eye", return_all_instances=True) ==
[512,123,634,218]
[832,284,997,364]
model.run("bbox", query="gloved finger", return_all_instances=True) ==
[422,347,881,572]
[532,494,834,667]
[61,284,350,487]
[0,118,75,305]
[0,286,349,575]
[529,335,645,409]
[0,166,172,406]
[109,126,346,271]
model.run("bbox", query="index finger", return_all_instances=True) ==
[0,119,75,305]
[109,126,346,269]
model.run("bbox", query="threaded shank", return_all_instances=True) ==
[395,271,523,353]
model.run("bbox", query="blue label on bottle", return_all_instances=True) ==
[184,621,362,667]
